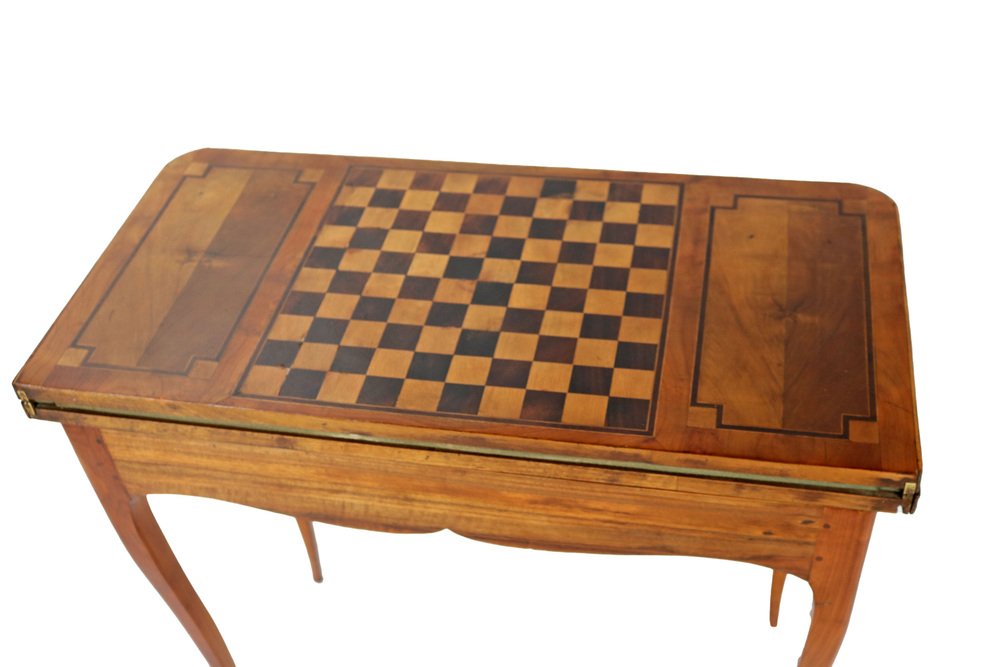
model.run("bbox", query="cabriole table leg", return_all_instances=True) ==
[64,424,235,667]
[798,507,876,667]
[770,569,787,627]
[295,517,324,583]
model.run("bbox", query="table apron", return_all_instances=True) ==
[91,422,830,579]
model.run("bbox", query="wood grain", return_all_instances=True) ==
[138,168,312,372]
[98,422,822,576]
[694,197,871,436]
[77,167,252,367]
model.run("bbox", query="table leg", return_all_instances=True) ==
[295,518,323,583]
[798,507,876,667]
[64,425,236,667]
[770,570,787,627]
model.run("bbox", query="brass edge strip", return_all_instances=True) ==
[36,401,910,505]
[16,390,36,418]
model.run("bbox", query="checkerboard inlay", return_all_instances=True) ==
[238,166,681,433]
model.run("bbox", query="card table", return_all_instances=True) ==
[14,149,921,666]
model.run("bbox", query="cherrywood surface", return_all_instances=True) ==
[14,148,921,505]
[14,150,921,666]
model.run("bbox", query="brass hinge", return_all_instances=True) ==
[16,390,36,419]
[901,482,919,514]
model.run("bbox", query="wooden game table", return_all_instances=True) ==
[13,149,921,666]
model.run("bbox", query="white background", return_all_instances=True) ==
[1,2,996,665]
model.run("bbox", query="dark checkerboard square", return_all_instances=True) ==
[379,323,423,350]
[529,218,566,239]
[608,182,642,202]
[394,210,430,230]
[455,330,500,356]
[345,167,381,186]
[305,318,349,344]
[411,172,445,190]
[516,262,557,285]
[558,242,596,264]
[540,179,576,198]
[580,314,621,339]
[370,189,405,208]
[624,293,664,318]
[547,287,587,312]
[535,336,576,363]
[279,369,325,399]
[472,281,513,306]
[328,271,370,294]
[487,237,525,259]
[283,291,323,316]
[501,196,537,216]
[569,366,614,395]
[474,175,509,194]
[417,233,456,254]
[615,342,658,370]
[590,266,630,291]
[351,228,389,249]
[306,247,345,269]
[438,383,485,414]
[330,346,375,374]
[357,376,404,406]
[434,192,470,211]
[487,359,532,388]
[461,214,498,235]
[352,296,394,321]
[521,390,566,422]
[374,251,414,274]
[570,201,604,221]
[426,302,468,327]
[444,257,483,280]
[407,352,453,381]
[324,206,364,226]
[632,247,671,269]
[257,340,300,367]
[605,397,650,430]
[600,224,637,245]
[399,276,439,300]
[501,308,544,334]
[638,204,675,225]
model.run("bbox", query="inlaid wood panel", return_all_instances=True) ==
[691,196,873,437]
[238,166,681,433]
[71,165,316,374]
